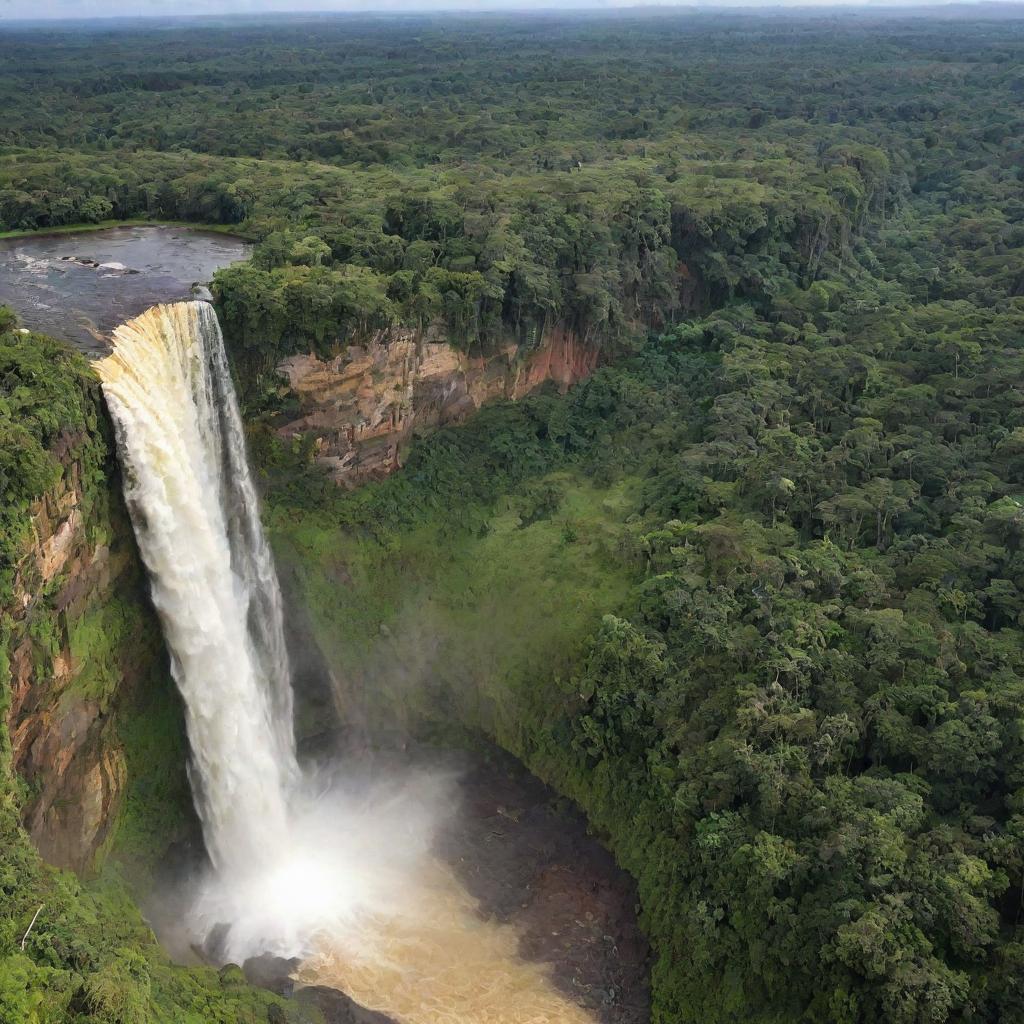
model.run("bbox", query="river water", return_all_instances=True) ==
[28,238,649,1023]
[0,224,249,351]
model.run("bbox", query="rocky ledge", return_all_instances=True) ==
[276,325,598,487]
[5,429,164,872]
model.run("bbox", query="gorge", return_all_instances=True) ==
[1,221,649,1023]
[95,300,644,1021]
[0,238,646,1022]
[4,12,1024,1024]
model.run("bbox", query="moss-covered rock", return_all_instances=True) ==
[0,319,305,1024]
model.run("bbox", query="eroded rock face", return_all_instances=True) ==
[3,326,594,871]
[4,433,160,872]
[276,326,598,486]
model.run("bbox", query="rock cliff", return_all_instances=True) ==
[4,421,174,873]
[4,319,596,871]
[276,325,598,486]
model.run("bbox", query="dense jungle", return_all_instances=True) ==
[2,8,1024,1024]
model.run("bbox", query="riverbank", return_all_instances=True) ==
[0,219,255,242]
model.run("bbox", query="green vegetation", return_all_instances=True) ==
[4,8,1024,1024]
[0,323,105,601]
[0,218,252,241]
[0,11,916,379]
[0,809,309,1024]
[271,470,637,740]
[268,285,1024,1022]
[0,317,314,1023]
[241,12,1024,1021]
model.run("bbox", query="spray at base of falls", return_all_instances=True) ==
[98,301,598,1021]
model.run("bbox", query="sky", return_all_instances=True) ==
[0,0,1016,21]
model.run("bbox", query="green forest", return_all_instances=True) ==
[2,8,1024,1024]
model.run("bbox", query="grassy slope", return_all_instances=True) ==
[270,473,638,744]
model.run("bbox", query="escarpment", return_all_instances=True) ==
[2,316,598,874]
[274,325,598,486]
[2,345,177,874]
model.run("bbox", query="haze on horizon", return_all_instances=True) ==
[1,0,1020,22]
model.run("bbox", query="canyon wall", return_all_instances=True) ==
[4,318,597,873]
[3,410,176,873]
[275,324,598,487]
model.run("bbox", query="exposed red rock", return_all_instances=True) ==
[276,325,598,486]
[4,435,157,872]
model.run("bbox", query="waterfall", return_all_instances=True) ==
[95,302,607,1020]
[97,301,297,874]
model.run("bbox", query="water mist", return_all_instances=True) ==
[98,301,596,1023]
[97,302,455,963]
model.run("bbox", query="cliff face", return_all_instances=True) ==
[276,325,598,486]
[3,320,596,870]
[4,425,174,874]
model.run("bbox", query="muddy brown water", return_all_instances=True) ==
[171,743,651,1024]
[434,749,649,1023]
[294,746,650,1024]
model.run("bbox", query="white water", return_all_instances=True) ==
[98,301,297,873]
[98,301,599,1021]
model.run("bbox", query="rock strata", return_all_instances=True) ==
[4,428,167,871]
[276,325,597,486]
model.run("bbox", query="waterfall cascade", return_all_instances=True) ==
[97,301,297,873]
[97,300,603,1020]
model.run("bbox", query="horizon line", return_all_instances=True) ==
[4,0,1024,24]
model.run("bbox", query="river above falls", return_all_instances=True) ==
[0,225,250,352]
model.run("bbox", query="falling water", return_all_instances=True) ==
[98,300,601,1022]
[97,301,296,873]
